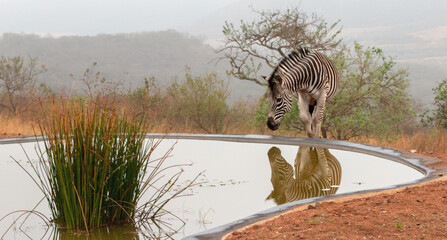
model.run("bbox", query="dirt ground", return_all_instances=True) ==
[226,152,447,240]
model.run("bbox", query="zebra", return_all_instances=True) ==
[266,146,341,205]
[263,48,338,138]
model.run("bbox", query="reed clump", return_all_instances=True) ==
[38,99,150,229]
[19,98,189,233]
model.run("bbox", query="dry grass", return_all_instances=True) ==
[0,115,35,137]
[356,129,447,154]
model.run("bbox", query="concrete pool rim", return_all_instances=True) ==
[0,134,444,240]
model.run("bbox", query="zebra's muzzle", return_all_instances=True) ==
[267,117,280,131]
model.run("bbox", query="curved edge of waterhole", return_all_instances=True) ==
[1,134,446,240]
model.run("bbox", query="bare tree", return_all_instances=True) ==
[0,56,46,115]
[219,7,342,86]
[70,62,124,98]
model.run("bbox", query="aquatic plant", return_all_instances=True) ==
[12,98,196,236]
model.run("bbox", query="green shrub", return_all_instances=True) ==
[165,69,229,133]
[421,79,447,129]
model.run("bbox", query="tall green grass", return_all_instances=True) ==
[37,100,151,229]
[13,99,196,236]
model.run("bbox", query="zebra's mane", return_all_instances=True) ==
[269,48,311,82]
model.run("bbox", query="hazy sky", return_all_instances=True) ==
[0,0,240,35]
[2,0,446,45]
[2,0,447,60]
[1,0,446,34]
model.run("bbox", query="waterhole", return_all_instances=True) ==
[0,135,426,239]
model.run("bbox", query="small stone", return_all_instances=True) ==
[410,149,417,153]
[308,204,316,210]
[428,151,434,154]
[439,173,444,177]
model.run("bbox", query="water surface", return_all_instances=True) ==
[0,138,425,239]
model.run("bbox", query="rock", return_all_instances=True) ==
[410,149,417,153]
[232,231,241,236]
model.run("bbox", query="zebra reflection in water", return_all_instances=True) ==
[267,146,341,205]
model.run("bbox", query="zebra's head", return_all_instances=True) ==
[263,74,292,131]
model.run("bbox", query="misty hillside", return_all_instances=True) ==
[0,31,264,101]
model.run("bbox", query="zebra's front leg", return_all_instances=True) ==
[297,93,313,137]
[310,91,327,138]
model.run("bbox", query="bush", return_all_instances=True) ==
[0,56,46,115]
[127,76,162,118]
[324,43,415,140]
[165,70,229,133]
[421,79,447,129]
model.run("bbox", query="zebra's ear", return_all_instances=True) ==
[262,75,270,82]
[273,75,282,84]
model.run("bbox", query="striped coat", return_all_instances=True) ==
[267,146,342,204]
[264,48,338,138]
